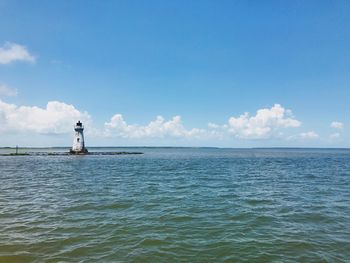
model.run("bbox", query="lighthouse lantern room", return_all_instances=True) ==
[70,121,88,154]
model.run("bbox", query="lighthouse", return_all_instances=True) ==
[70,121,88,154]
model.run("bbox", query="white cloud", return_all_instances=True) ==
[288,131,319,140]
[103,104,302,141]
[102,104,301,141]
[0,84,17,97]
[330,121,344,129]
[227,104,301,139]
[104,114,205,139]
[0,100,313,145]
[330,132,340,139]
[299,131,319,139]
[208,122,220,129]
[0,42,36,64]
[0,100,91,134]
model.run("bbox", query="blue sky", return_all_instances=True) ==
[0,0,349,147]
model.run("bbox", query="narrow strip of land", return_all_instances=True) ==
[0,152,143,156]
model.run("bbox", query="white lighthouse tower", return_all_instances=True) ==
[70,121,88,154]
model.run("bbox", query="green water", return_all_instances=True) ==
[0,148,349,262]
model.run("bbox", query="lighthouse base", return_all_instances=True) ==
[69,148,89,155]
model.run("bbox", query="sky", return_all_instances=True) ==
[0,0,349,147]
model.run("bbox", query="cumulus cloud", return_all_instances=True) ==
[0,100,91,134]
[288,131,319,140]
[330,121,344,129]
[330,133,340,139]
[0,100,307,144]
[299,131,319,139]
[0,84,17,97]
[0,42,36,64]
[208,122,220,129]
[103,104,302,141]
[104,114,205,139]
[226,104,301,139]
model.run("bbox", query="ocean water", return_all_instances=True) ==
[0,148,349,262]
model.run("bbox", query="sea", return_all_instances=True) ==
[0,147,349,262]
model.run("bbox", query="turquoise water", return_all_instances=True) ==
[0,148,349,262]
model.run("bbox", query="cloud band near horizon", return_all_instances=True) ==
[0,98,337,143]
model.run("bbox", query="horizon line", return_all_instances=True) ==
[1,146,350,150]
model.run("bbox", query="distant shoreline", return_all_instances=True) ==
[0,151,143,156]
[1,146,350,150]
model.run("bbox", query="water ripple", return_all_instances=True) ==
[0,148,350,262]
